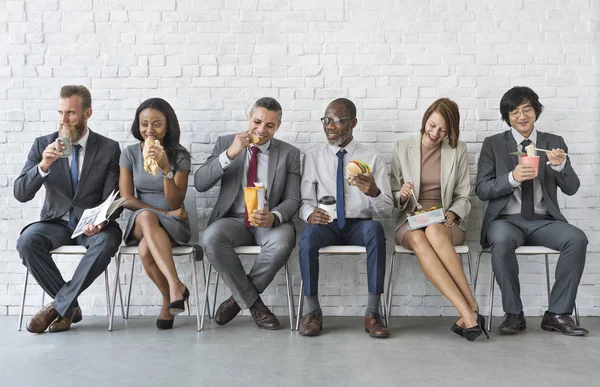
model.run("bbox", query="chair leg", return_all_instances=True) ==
[295,279,304,331]
[41,290,45,307]
[574,301,580,326]
[284,262,295,331]
[212,272,220,315]
[385,252,396,327]
[191,254,201,332]
[201,260,211,319]
[466,252,473,292]
[17,270,29,331]
[544,254,551,306]
[474,251,484,297]
[380,294,387,326]
[488,271,495,332]
[109,253,122,331]
[104,268,111,321]
[200,263,212,331]
[126,256,135,319]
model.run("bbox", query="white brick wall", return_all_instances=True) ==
[1,0,599,317]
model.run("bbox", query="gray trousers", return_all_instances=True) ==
[487,215,587,315]
[16,220,122,317]
[201,216,296,309]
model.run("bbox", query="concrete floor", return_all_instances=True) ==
[1,315,598,387]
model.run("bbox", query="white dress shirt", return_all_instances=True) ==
[299,139,393,222]
[503,128,565,216]
[218,141,283,222]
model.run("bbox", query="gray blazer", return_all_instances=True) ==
[475,130,579,247]
[390,136,471,232]
[14,130,122,231]
[194,134,301,226]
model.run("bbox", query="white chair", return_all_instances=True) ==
[17,245,113,331]
[475,246,580,331]
[109,188,208,331]
[385,245,472,328]
[295,245,388,331]
[200,246,295,331]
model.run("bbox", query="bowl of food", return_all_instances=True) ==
[407,206,446,230]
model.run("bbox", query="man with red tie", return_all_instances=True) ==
[195,97,301,330]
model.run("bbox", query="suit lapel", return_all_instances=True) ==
[59,157,74,196]
[267,139,280,200]
[76,130,97,197]
[504,131,519,169]
[407,136,421,197]
[536,131,548,185]
[440,139,454,204]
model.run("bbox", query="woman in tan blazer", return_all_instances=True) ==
[390,98,487,341]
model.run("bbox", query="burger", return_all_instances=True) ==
[346,159,371,185]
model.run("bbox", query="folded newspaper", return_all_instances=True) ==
[71,190,125,238]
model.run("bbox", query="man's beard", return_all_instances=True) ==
[327,131,351,147]
[59,119,86,141]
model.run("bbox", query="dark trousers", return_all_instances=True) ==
[487,215,587,315]
[299,219,386,297]
[16,220,122,317]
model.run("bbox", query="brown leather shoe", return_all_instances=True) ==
[498,311,526,334]
[299,311,323,337]
[541,312,589,336]
[215,295,241,326]
[365,313,389,338]
[49,306,80,333]
[71,306,82,324]
[26,303,58,333]
[249,297,280,330]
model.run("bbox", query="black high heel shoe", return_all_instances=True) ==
[463,313,490,341]
[156,316,174,330]
[168,286,190,316]
[450,319,464,337]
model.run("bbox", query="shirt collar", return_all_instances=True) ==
[74,128,90,150]
[327,138,357,156]
[250,139,270,153]
[511,127,537,146]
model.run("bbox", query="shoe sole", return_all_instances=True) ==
[540,324,588,336]
[498,324,526,334]
[365,328,390,338]
[299,329,322,337]
[169,308,185,316]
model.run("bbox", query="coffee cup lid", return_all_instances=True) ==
[318,195,336,205]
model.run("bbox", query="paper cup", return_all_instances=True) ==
[520,155,540,176]
[317,196,336,219]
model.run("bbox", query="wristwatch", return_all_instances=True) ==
[272,214,281,228]
[163,167,175,180]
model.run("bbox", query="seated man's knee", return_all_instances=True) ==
[363,220,385,240]
[299,224,326,248]
[200,223,229,251]
[16,231,45,261]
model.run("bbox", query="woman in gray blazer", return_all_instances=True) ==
[390,98,487,341]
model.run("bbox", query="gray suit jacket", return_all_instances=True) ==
[194,135,301,226]
[475,129,579,247]
[390,136,471,232]
[14,130,122,232]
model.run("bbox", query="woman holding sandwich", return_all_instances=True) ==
[119,98,192,329]
[390,98,486,341]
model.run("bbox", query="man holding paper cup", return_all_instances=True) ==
[298,98,393,338]
[476,86,589,336]
[14,85,122,333]
[195,97,301,330]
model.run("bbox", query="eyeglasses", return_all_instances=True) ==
[320,116,354,126]
[509,106,534,118]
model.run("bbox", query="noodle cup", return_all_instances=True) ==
[520,155,540,177]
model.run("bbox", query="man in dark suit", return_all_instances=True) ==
[195,97,300,330]
[476,86,588,336]
[15,85,122,333]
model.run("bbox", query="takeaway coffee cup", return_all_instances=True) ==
[55,137,72,158]
[318,196,336,220]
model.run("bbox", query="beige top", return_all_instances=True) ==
[418,143,442,209]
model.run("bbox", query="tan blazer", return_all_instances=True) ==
[390,136,471,232]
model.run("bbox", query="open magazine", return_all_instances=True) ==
[71,190,125,238]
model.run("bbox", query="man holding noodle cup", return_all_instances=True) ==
[476,86,589,337]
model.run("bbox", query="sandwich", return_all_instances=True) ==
[143,139,162,176]
[345,159,371,185]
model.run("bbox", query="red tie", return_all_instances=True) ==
[245,146,260,228]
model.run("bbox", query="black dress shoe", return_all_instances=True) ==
[215,295,241,326]
[156,317,175,330]
[541,312,589,336]
[450,319,464,337]
[498,311,526,334]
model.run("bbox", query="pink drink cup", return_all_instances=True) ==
[520,155,540,177]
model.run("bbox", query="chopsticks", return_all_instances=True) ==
[531,147,568,156]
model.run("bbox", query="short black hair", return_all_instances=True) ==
[500,86,544,126]
[329,98,357,118]
[130,98,190,165]
[252,97,282,121]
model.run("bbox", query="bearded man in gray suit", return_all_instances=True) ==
[476,86,588,336]
[195,97,300,330]
[15,85,122,334]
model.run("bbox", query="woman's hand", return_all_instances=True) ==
[165,208,188,220]
[398,182,414,204]
[444,211,457,228]
[147,142,170,172]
